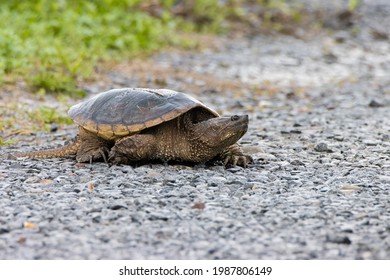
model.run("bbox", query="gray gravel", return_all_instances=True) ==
[1,0,389,259]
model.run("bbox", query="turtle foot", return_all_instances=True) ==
[222,144,253,168]
[223,154,253,168]
[76,147,110,164]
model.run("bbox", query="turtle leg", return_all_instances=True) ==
[108,134,157,165]
[221,143,253,168]
[76,127,111,163]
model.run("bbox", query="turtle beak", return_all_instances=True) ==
[229,115,248,136]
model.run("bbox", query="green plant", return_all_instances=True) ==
[348,0,362,11]
[0,0,180,95]
[27,105,73,128]
[29,71,85,97]
[0,136,16,146]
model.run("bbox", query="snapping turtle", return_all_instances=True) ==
[15,88,252,167]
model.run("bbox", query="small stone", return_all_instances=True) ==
[23,222,38,229]
[227,166,243,173]
[24,176,41,184]
[109,204,128,210]
[339,184,361,194]
[382,134,390,141]
[290,159,305,166]
[281,129,301,134]
[334,30,349,43]
[50,124,59,132]
[334,135,344,141]
[378,176,390,184]
[256,153,276,161]
[314,143,333,153]
[0,228,10,234]
[371,29,388,40]
[211,176,227,182]
[331,153,343,160]
[323,52,338,64]
[363,140,380,146]
[6,153,17,160]
[368,100,384,108]
[92,215,102,223]
[326,235,352,245]
[192,202,205,210]
[293,122,302,127]
[16,237,27,244]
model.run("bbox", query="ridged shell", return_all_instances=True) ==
[68,88,219,140]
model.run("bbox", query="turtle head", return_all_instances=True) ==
[188,115,249,160]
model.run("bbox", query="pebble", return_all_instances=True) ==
[368,99,384,108]
[326,235,352,245]
[314,143,334,153]
[338,184,361,194]
[290,159,305,166]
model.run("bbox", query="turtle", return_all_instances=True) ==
[14,88,252,167]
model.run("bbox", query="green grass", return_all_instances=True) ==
[0,0,182,96]
[348,0,362,11]
[0,0,245,96]
[0,101,73,142]
[0,136,16,146]
[27,105,73,127]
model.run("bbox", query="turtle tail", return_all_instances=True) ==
[14,137,80,159]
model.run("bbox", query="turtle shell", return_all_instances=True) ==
[68,88,219,140]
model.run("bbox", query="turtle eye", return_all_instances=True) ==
[231,115,240,121]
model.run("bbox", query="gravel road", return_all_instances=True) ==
[0,1,389,259]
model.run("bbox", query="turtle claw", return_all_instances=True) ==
[100,149,109,164]
[224,154,253,168]
[108,149,129,166]
[108,155,128,165]
[222,144,253,168]
[76,147,110,164]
